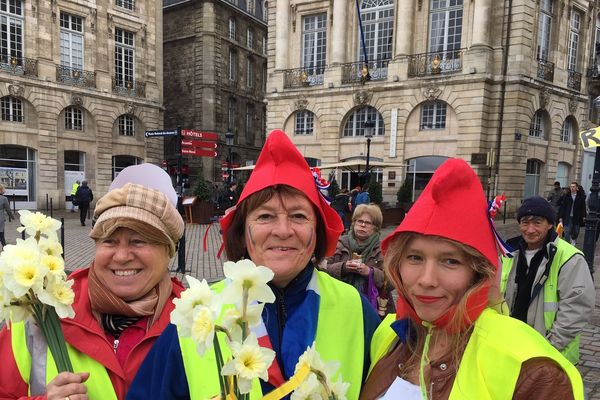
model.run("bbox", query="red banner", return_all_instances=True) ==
[181,139,217,149]
[182,147,217,157]
[181,129,219,140]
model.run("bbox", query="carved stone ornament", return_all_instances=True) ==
[418,0,423,11]
[8,84,23,98]
[125,102,135,115]
[71,94,83,106]
[295,98,308,110]
[423,84,442,101]
[353,90,372,106]
[568,97,578,114]
[539,88,550,110]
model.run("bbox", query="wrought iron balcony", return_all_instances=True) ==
[0,55,37,77]
[111,78,146,98]
[537,59,554,82]
[341,59,389,84]
[283,66,325,88]
[567,70,581,91]
[407,50,463,77]
[56,65,96,88]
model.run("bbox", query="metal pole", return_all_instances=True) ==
[50,198,53,218]
[582,146,600,278]
[228,146,232,184]
[60,217,65,260]
[175,125,186,271]
[176,125,183,197]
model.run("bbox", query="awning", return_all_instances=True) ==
[232,160,407,172]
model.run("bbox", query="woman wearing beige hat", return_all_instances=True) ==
[0,163,185,400]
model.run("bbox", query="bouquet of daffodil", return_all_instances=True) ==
[171,259,349,400]
[0,210,75,372]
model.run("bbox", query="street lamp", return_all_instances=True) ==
[582,97,600,278]
[363,116,376,186]
[225,128,235,184]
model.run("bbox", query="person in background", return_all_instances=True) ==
[558,181,587,245]
[128,130,380,399]
[75,180,94,226]
[547,181,563,218]
[501,196,595,365]
[0,163,185,400]
[331,188,351,231]
[0,183,13,247]
[218,182,238,212]
[323,203,395,316]
[361,158,583,400]
[70,179,80,213]
[354,183,370,207]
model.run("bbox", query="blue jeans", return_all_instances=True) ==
[337,211,349,230]
[563,223,580,243]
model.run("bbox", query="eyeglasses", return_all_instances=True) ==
[355,219,374,227]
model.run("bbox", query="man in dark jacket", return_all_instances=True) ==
[218,183,237,212]
[558,181,586,245]
[75,180,93,226]
[330,188,351,231]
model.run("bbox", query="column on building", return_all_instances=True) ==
[394,0,414,56]
[472,0,491,47]
[331,0,348,64]
[275,0,290,69]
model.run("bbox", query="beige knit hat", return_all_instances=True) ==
[90,164,184,256]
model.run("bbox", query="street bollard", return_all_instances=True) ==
[177,227,186,273]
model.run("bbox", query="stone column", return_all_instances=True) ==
[394,0,414,56]
[275,0,289,69]
[331,0,347,64]
[472,0,491,47]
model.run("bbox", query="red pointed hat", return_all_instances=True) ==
[220,130,344,256]
[381,158,498,330]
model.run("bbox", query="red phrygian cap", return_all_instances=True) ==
[220,130,344,256]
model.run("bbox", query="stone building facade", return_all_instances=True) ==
[266,0,597,209]
[0,0,164,209]
[163,0,267,185]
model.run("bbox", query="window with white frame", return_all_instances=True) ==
[247,28,254,49]
[229,18,236,41]
[295,110,314,135]
[567,9,581,71]
[537,0,553,61]
[524,159,542,197]
[246,58,254,88]
[359,0,394,65]
[263,0,268,21]
[420,101,447,130]
[60,13,83,71]
[1,96,21,122]
[118,114,135,136]
[560,118,574,143]
[302,14,327,74]
[228,97,236,130]
[229,48,237,81]
[342,106,384,137]
[529,111,545,138]
[428,0,463,59]
[0,0,23,65]
[65,106,83,131]
[115,0,134,11]
[115,28,135,87]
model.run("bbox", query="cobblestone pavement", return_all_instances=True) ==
[3,210,600,396]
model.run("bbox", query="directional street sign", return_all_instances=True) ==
[181,139,218,149]
[144,129,178,137]
[580,127,600,149]
[182,147,218,157]
[181,129,219,141]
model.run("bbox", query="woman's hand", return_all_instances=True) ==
[46,372,90,400]
[346,260,370,276]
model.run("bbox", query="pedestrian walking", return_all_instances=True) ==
[558,181,587,245]
[501,196,595,365]
[354,183,370,207]
[75,180,93,226]
[0,184,13,247]
[547,181,563,217]
[70,179,80,212]
[331,188,351,230]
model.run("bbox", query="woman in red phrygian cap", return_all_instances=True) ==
[128,130,381,399]
[360,158,584,400]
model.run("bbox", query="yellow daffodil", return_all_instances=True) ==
[171,276,220,336]
[221,259,275,305]
[5,258,48,298]
[41,254,65,276]
[190,305,217,356]
[221,332,275,394]
[38,237,64,257]
[38,275,75,319]
[17,210,61,240]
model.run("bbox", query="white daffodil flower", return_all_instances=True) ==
[330,377,350,400]
[290,373,321,400]
[4,258,48,299]
[17,210,61,240]
[37,276,75,319]
[190,305,217,356]
[171,276,220,336]
[37,237,64,257]
[221,332,275,394]
[41,254,65,276]
[221,259,275,305]
[221,302,265,342]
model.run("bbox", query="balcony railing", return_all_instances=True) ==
[537,59,554,82]
[56,65,96,88]
[283,66,325,88]
[567,70,581,91]
[407,50,463,77]
[112,78,146,98]
[341,59,389,84]
[0,55,37,77]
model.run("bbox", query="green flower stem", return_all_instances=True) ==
[212,333,227,399]
[241,287,249,341]
[30,302,73,373]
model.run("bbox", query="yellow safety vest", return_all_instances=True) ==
[179,271,365,399]
[501,240,581,363]
[369,309,584,399]
[11,321,118,399]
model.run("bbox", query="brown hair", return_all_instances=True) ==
[351,203,383,231]
[224,185,327,263]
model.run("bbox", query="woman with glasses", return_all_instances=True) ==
[323,203,395,316]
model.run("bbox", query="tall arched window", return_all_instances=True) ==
[65,106,83,131]
[529,110,547,139]
[560,117,576,143]
[525,159,542,197]
[428,0,463,60]
[118,114,135,136]
[358,0,394,65]
[295,110,315,135]
[1,96,22,122]
[342,106,384,137]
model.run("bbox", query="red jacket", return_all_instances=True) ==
[0,268,184,400]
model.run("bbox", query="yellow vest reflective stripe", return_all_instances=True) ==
[501,240,581,363]
[11,321,118,400]
[180,271,365,399]
[369,309,584,399]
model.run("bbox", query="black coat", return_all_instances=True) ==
[558,192,586,226]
